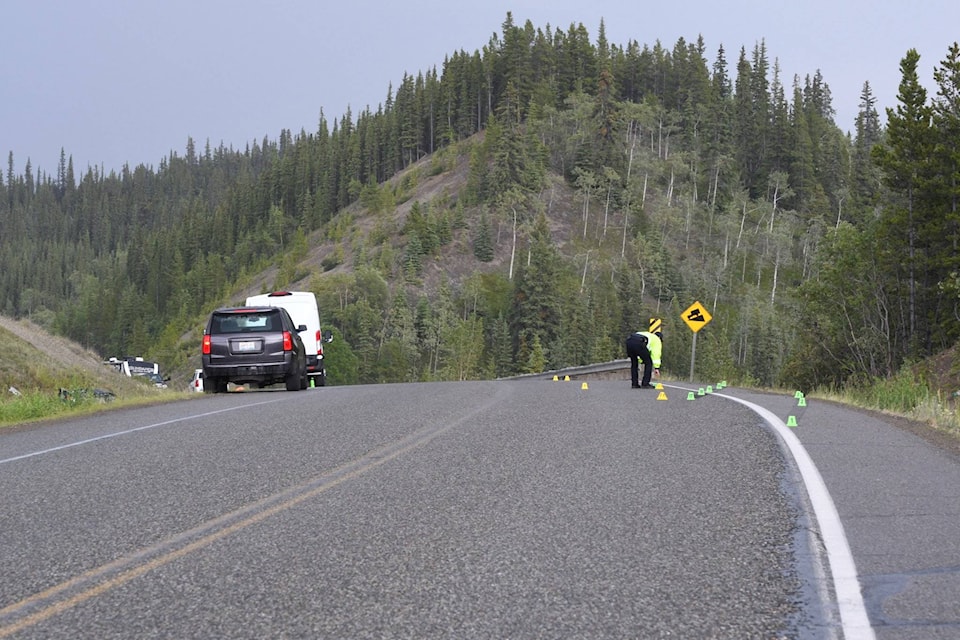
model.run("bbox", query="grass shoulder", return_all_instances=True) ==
[0,385,199,430]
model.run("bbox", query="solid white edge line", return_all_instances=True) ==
[0,399,283,466]
[717,393,876,640]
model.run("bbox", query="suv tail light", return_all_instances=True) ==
[282,331,293,351]
[202,334,212,355]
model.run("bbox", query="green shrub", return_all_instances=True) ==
[845,369,930,413]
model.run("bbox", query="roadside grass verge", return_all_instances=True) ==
[1,320,196,429]
[1,389,112,425]
[0,385,194,429]
[814,368,960,438]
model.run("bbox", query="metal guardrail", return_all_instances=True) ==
[503,360,630,381]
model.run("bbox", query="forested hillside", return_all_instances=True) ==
[2,14,958,389]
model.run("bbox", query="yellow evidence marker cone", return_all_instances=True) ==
[564,375,571,381]
[798,396,807,407]
[552,375,559,381]
[655,382,663,389]
[657,391,668,400]
[687,391,696,401]
[581,382,589,390]
[786,415,798,427]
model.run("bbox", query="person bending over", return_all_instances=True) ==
[625,330,662,388]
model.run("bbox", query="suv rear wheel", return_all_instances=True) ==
[285,368,302,391]
[204,376,228,394]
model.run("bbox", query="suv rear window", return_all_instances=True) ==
[211,310,281,334]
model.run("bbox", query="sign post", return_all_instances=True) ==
[681,301,713,382]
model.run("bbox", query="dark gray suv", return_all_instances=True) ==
[201,306,308,393]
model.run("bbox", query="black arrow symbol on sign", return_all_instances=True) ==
[687,309,705,322]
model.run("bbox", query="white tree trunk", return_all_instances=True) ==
[508,208,517,280]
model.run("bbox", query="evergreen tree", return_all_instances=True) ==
[872,48,936,353]
[402,235,424,283]
[473,211,495,261]
[487,312,514,377]
[850,81,883,223]
[931,42,960,334]
[382,288,419,381]
[510,212,563,361]
[524,334,547,373]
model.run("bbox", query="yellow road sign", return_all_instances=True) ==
[649,317,662,333]
[682,301,712,333]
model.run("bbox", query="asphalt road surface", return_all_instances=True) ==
[1,379,957,639]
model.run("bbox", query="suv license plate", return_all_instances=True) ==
[235,340,259,352]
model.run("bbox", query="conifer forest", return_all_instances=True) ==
[2,15,959,388]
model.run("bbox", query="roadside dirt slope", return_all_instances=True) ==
[0,316,106,375]
[0,315,146,394]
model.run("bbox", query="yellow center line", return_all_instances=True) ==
[0,418,463,637]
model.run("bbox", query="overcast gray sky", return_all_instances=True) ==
[3,0,958,178]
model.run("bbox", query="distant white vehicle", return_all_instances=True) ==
[245,291,332,386]
[105,356,160,377]
[190,368,204,392]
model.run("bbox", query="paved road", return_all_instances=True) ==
[714,385,960,640]
[0,379,957,638]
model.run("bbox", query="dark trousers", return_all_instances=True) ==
[625,333,653,387]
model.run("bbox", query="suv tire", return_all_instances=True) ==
[285,369,301,391]
[204,377,228,394]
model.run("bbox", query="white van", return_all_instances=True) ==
[245,290,332,386]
